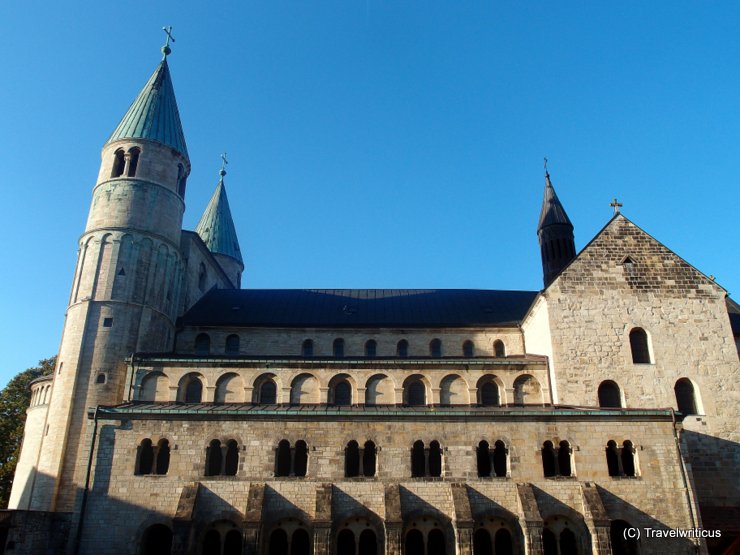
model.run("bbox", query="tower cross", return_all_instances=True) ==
[219,152,228,177]
[161,26,175,59]
[544,157,549,177]
[610,198,623,214]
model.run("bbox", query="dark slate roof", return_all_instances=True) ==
[727,298,740,335]
[538,172,573,229]
[107,60,188,158]
[181,289,539,328]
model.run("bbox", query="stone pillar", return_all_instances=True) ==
[244,483,265,555]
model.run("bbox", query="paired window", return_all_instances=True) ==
[405,524,446,555]
[543,526,578,555]
[202,527,242,555]
[268,527,311,555]
[135,438,170,475]
[205,439,239,476]
[476,440,508,477]
[606,440,637,477]
[275,440,308,477]
[411,440,443,477]
[542,440,573,477]
[111,147,141,178]
[344,440,377,477]
[474,527,513,555]
[337,528,378,555]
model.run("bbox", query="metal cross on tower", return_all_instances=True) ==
[610,198,623,214]
[161,26,175,59]
[219,153,228,177]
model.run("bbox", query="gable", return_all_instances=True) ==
[549,214,725,299]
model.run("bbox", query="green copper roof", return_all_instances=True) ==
[107,60,188,159]
[538,172,573,230]
[196,176,243,265]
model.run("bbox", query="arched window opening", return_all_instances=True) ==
[429,440,442,477]
[560,528,577,554]
[397,339,409,358]
[333,338,345,357]
[493,340,506,358]
[184,377,203,403]
[206,439,223,476]
[558,441,572,477]
[136,439,154,475]
[428,529,446,555]
[405,529,424,554]
[474,529,493,555]
[268,529,288,555]
[542,441,557,477]
[621,441,636,477]
[203,530,220,554]
[610,520,639,555]
[127,147,140,177]
[176,164,186,197]
[407,379,426,406]
[606,441,621,477]
[334,380,352,406]
[337,529,355,554]
[96,373,106,384]
[365,339,377,358]
[493,440,508,477]
[463,340,474,357]
[363,441,377,477]
[411,440,425,477]
[345,440,360,477]
[141,524,173,555]
[225,334,240,355]
[629,327,651,363]
[260,380,277,404]
[480,381,500,407]
[301,339,313,357]
[111,149,125,178]
[195,333,210,356]
[598,380,622,408]
[542,528,557,555]
[294,440,308,477]
[358,529,377,555]
[429,338,442,358]
[275,440,291,477]
[224,440,239,476]
[198,263,207,292]
[477,441,492,477]
[155,439,170,475]
[224,530,242,555]
[495,529,513,555]
[292,529,311,555]
[675,378,698,414]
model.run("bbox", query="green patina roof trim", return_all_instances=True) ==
[195,177,243,264]
[107,59,189,159]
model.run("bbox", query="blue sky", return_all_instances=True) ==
[1,2,738,386]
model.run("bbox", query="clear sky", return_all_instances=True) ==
[0,2,738,387]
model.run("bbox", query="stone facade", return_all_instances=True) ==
[4,50,739,555]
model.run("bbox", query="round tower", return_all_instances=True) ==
[23,49,191,512]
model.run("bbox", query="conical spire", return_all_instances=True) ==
[196,167,243,265]
[538,170,573,230]
[537,164,576,287]
[107,59,189,159]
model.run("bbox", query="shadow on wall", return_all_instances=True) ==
[680,430,740,554]
[465,486,526,553]
[597,485,700,554]
[398,486,456,555]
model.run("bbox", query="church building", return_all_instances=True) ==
[3,38,739,555]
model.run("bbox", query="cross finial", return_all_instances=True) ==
[219,152,228,177]
[161,26,175,59]
[544,157,549,178]
[610,197,623,214]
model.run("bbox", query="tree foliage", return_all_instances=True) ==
[0,356,55,508]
